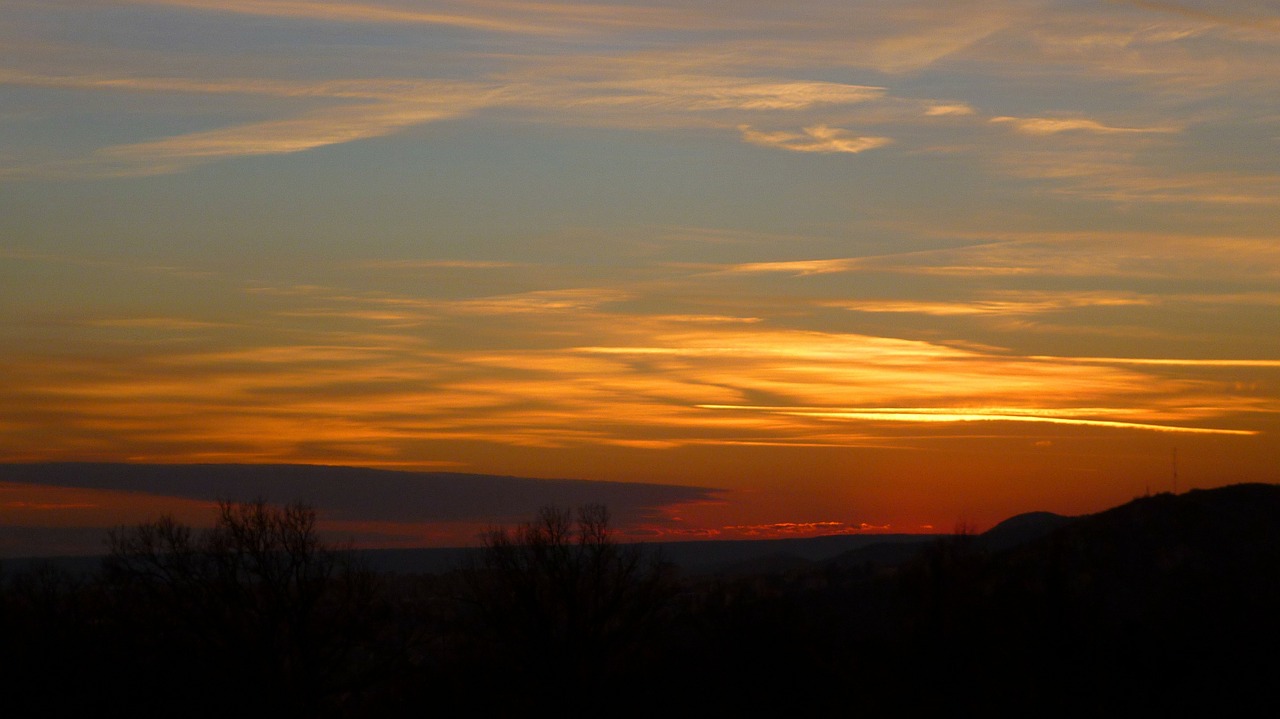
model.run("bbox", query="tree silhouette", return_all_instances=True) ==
[457,504,674,705]
[102,499,394,715]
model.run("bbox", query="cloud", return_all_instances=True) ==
[122,0,697,35]
[831,292,1154,316]
[926,103,976,116]
[855,3,1029,73]
[988,138,1280,205]
[843,232,1280,279]
[718,258,863,275]
[0,68,455,100]
[356,259,522,270]
[991,116,1179,135]
[1120,1,1280,33]
[1,283,1274,469]
[1028,356,1280,368]
[1,63,898,177]
[963,3,1280,94]
[721,520,859,537]
[451,288,629,314]
[531,75,887,112]
[83,317,234,331]
[738,125,892,153]
[0,462,719,525]
[0,69,505,177]
[91,100,474,175]
[700,405,1257,436]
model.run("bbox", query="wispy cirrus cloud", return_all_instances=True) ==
[925,103,976,116]
[86,317,234,330]
[0,69,503,178]
[1119,1,1280,33]
[721,520,859,537]
[841,232,1280,279]
[738,124,892,154]
[122,0,700,35]
[540,76,887,112]
[2,256,1276,478]
[700,405,1256,436]
[1018,159,1280,205]
[355,259,522,270]
[831,291,1154,316]
[0,69,477,100]
[990,115,1179,135]
[716,258,863,275]
[1,64,900,177]
[695,230,1280,282]
[451,288,629,315]
[1028,355,1280,368]
[93,102,467,174]
[20,0,1272,184]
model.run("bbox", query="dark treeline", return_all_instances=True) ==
[4,484,1280,716]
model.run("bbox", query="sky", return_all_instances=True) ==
[3,0,1279,554]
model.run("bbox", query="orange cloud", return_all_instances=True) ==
[122,0,693,35]
[831,291,1153,316]
[762,406,1255,436]
[991,116,1178,135]
[721,521,859,537]
[738,125,892,154]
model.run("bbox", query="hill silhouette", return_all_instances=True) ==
[878,483,1280,714]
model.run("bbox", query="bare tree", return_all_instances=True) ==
[103,499,393,714]
[461,504,675,699]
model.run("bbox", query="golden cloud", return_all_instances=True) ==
[738,124,893,153]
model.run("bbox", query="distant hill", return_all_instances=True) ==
[883,483,1280,713]
[997,483,1280,617]
[827,509,1075,569]
[975,509,1075,552]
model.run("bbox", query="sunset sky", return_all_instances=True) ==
[3,0,1279,555]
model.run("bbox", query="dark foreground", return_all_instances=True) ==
[5,484,1280,716]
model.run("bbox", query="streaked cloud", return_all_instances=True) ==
[452,288,629,314]
[123,0,698,35]
[926,103,976,116]
[991,116,1178,135]
[0,462,718,525]
[837,232,1280,279]
[831,292,1153,316]
[721,520,859,537]
[87,317,233,330]
[700,405,1256,436]
[356,259,522,270]
[93,100,478,176]
[717,258,863,275]
[738,125,892,154]
[543,76,887,112]
[1,65,897,177]
[1119,1,1280,32]
[1033,163,1280,205]
[7,286,1270,467]
[1029,356,1280,368]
